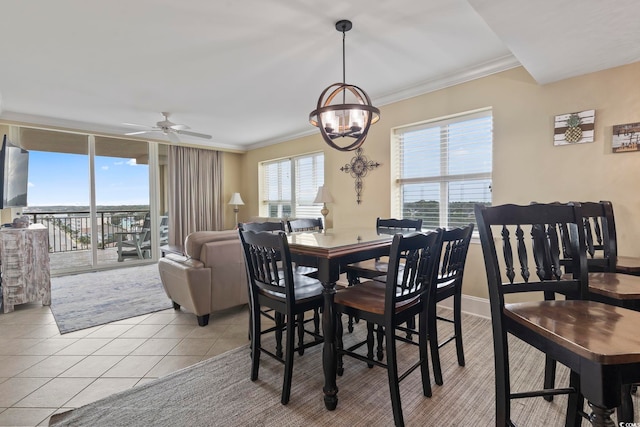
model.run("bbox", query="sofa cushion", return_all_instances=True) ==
[184,230,238,258]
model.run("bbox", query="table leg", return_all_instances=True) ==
[321,280,338,410]
[587,401,616,426]
[616,383,633,423]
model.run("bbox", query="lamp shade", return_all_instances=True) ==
[228,192,245,206]
[313,186,334,204]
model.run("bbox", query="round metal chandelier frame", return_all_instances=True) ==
[309,19,380,152]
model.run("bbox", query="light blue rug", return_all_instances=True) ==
[50,263,172,334]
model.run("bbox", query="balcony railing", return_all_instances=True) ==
[24,210,150,254]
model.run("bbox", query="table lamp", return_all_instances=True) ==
[313,186,334,230]
[228,192,245,226]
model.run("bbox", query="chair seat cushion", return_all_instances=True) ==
[505,299,640,364]
[258,273,323,302]
[334,280,419,315]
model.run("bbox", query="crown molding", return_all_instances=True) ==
[374,54,521,106]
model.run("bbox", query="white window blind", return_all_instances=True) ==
[261,152,324,219]
[393,109,492,230]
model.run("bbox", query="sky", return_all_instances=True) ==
[27,151,150,206]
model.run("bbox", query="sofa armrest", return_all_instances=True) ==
[158,257,212,316]
[184,230,239,258]
[164,252,205,269]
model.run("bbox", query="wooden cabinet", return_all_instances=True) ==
[1,224,51,313]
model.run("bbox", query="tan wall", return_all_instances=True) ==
[240,62,640,300]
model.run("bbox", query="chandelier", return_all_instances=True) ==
[309,20,380,152]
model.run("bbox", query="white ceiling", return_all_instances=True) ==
[0,0,638,151]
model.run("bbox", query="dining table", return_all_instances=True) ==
[286,226,407,410]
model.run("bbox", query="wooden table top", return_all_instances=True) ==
[286,227,402,258]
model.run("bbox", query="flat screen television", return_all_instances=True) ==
[0,135,29,209]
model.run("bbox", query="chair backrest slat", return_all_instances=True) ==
[501,225,516,284]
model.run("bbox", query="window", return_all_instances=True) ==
[393,108,492,230]
[261,152,324,218]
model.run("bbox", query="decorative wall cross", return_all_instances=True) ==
[340,147,380,204]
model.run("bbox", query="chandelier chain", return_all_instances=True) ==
[342,29,346,103]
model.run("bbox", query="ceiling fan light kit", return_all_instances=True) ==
[309,19,380,152]
[124,112,212,142]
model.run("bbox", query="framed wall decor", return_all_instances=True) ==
[612,122,640,153]
[553,109,595,146]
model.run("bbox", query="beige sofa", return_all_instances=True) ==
[158,230,248,326]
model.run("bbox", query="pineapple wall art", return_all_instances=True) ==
[553,109,595,146]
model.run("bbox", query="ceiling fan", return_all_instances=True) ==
[124,112,212,142]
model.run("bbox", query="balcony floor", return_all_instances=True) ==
[49,247,153,276]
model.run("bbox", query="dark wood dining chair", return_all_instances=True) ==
[475,202,640,426]
[575,200,640,276]
[238,229,324,405]
[334,230,443,427]
[344,217,423,286]
[427,223,474,386]
[286,217,323,232]
[540,201,640,416]
[239,221,287,344]
[284,218,323,280]
[539,201,640,312]
[341,218,423,340]
[540,199,640,273]
[239,221,320,354]
[367,224,474,387]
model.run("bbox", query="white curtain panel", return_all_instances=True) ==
[168,146,223,246]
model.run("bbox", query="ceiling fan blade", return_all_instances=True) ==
[177,130,212,139]
[169,124,190,131]
[167,132,181,143]
[125,130,152,136]
[122,122,152,129]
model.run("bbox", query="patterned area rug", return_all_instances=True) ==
[48,312,617,427]
[50,263,172,334]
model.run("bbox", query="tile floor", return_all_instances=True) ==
[0,302,250,427]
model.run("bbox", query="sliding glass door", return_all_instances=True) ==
[19,127,159,275]
[94,136,150,267]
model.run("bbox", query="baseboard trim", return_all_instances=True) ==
[437,294,490,319]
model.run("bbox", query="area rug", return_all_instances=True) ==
[48,313,616,427]
[50,263,172,334]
